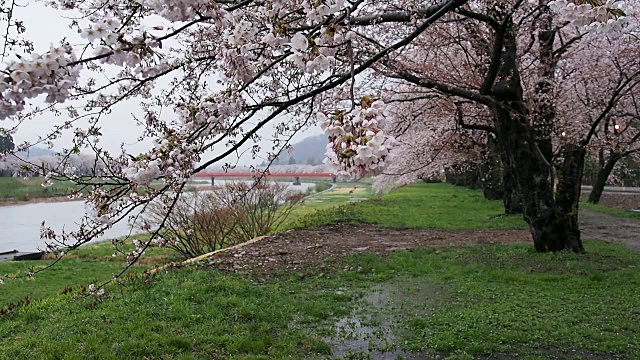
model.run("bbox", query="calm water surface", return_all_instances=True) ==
[0,181,314,252]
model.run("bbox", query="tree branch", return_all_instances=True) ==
[350,0,462,26]
[583,71,640,145]
[455,102,497,134]
[390,71,494,106]
[480,16,510,94]
[456,8,500,29]
[196,0,469,172]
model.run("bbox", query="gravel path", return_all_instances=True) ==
[580,209,640,252]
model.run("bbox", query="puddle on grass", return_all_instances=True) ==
[347,198,369,203]
[329,280,441,359]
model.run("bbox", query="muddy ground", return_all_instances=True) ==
[207,226,531,276]
[197,198,640,359]
[596,192,640,211]
[199,213,640,360]
[206,208,639,277]
[580,210,640,251]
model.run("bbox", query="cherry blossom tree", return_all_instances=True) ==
[0,0,635,289]
[0,0,474,285]
[549,33,640,203]
[372,88,524,212]
[587,121,640,204]
[362,0,637,252]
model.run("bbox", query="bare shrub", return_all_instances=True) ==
[146,181,302,259]
[215,181,304,241]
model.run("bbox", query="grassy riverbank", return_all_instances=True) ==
[1,183,639,359]
[0,178,82,204]
[0,236,178,305]
[0,183,371,306]
[0,177,337,206]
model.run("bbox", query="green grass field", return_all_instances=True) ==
[1,183,639,359]
[0,177,83,202]
[0,235,179,306]
[293,183,527,230]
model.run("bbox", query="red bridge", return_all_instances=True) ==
[194,172,336,184]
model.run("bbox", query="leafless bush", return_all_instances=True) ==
[146,181,303,259]
[216,181,304,241]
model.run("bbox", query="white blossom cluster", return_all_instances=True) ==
[0,45,80,117]
[287,27,356,74]
[320,98,394,178]
[123,94,247,187]
[80,18,121,42]
[213,0,352,83]
[177,96,244,135]
[40,171,57,188]
[125,159,162,186]
[151,236,175,248]
[82,17,174,77]
[126,239,146,265]
[549,0,631,32]
[125,136,201,187]
[88,283,105,295]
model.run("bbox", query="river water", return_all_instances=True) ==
[0,181,315,253]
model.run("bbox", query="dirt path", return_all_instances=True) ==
[202,211,640,276]
[580,209,640,251]
[206,225,531,275]
[596,192,640,211]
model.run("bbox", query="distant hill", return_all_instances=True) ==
[274,134,327,165]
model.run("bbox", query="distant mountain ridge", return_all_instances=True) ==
[274,134,327,165]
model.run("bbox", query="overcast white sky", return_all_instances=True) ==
[8,3,323,166]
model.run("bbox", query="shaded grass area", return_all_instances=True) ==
[294,182,527,230]
[0,177,82,202]
[1,240,639,359]
[581,199,640,221]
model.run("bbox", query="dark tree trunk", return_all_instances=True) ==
[495,109,585,252]
[479,143,504,201]
[476,135,523,211]
[480,162,503,200]
[491,21,583,253]
[491,132,523,214]
[445,162,482,189]
[588,153,621,204]
[555,145,586,253]
[502,166,523,214]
